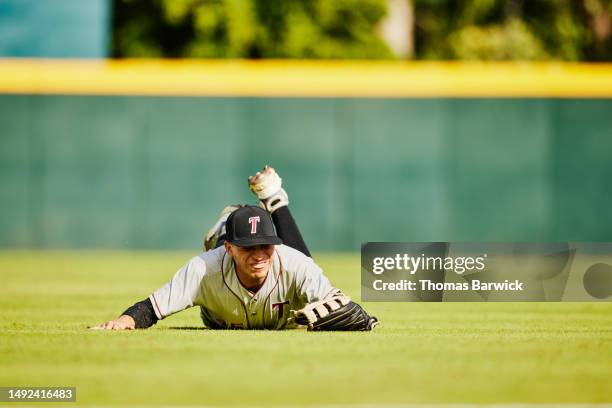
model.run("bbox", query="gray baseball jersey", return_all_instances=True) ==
[149,244,336,329]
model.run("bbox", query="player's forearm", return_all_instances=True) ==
[122,298,159,329]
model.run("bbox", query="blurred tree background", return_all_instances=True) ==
[112,0,611,60]
[112,0,393,58]
[415,0,611,61]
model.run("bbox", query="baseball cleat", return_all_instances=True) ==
[203,204,242,251]
[248,165,289,213]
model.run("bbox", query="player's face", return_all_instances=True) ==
[226,243,275,282]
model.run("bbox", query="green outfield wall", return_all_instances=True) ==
[1,95,611,250]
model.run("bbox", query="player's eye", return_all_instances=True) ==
[247,245,272,253]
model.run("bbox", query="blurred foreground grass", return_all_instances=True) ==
[0,251,611,406]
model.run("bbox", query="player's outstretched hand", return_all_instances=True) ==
[90,315,136,330]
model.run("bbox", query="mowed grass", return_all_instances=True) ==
[0,251,611,407]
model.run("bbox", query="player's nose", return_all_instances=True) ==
[251,247,269,260]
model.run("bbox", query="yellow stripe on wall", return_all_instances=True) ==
[1,59,611,98]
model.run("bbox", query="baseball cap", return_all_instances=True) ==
[225,206,283,247]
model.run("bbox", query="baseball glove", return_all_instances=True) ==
[294,293,379,331]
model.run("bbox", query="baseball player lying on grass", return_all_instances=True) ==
[93,166,379,331]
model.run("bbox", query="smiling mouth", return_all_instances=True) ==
[250,261,268,271]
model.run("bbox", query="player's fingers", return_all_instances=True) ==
[88,321,126,330]
[111,321,126,330]
[111,321,132,330]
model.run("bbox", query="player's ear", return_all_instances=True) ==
[224,242,233,256]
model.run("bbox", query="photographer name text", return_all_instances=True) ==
[372,279,524,291]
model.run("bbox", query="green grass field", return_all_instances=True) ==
[1,251,611,407]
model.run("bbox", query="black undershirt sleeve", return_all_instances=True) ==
[122,298,159,329]
[271,206,311,257]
